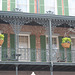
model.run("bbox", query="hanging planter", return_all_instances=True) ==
[61,37,71,48]
[0,34,4,46]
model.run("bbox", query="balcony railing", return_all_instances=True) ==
[0,48,75,63]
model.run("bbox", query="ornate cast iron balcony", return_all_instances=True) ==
[0,48,74,63]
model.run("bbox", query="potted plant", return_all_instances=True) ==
[61,37,71,48]
[0,34,4,46]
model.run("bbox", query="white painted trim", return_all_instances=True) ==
[27,0,29,12]
[0,0,2,10]
[18,33,30,62]
[52,36,59,49]
[71,37,75,39]
[15,0,17,8]
[55,0,57,15]
[70,36,75,62]
[0,30,3,33]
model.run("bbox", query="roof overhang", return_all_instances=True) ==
[0,11,75,21]
[0,11,75,28]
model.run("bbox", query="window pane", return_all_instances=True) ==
[71,38,75,50]
[46,37,58,49]
[52,38,57,49]
[19,36,28,48]
[16,0,27,12]
[17,0,27,4]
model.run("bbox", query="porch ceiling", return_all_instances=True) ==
[0,19,42,26]
[0,19,9,24]
[24,21,43,26]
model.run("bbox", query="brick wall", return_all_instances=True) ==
[0,24,75,48]
[0,24,46,49]
[54,27,75,36]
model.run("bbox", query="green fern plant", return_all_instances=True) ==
[0,34,4,40]
[62,37,71,43]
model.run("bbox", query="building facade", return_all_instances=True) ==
[0,0,75,16]
[0,11,75,75]
[0,0,75,75]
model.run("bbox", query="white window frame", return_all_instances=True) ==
[19,34,30,48]
[15,0,29,12]
[52,36,59,49]
[46,35,59,62]
[71,37,75,50]
[17,33,30,62]
[46,35,59,49]
[71,37,75,62]
[0,0,2,10]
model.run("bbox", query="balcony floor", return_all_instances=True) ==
[0,61,50,71]
[0,61,75,71]
[53,62,75,71]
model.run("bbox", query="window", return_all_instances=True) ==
[16,0,29,12]
[46,36,58,49]
[44,0,55,14]
[68,0,75,16]
[71,37,75,62]
[19,34,30,48]
[46,36,58,62]
[19,36,28,48]
[71,38,75,50]
[18,34,30,61]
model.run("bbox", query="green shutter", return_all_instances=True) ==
[63,0,69,16]
[10,34,15,60]
[57,0,62,15]
[66,47,71,62]
[39,0,44,13]
[59,36,64,61]
[2,0,7,11]
[11,0,15,2]
[57,0,62,6]
[57,7,62,15]
[40,35,46,62]
[29,0,34,13]
[10,0,15,11]
[2,34,7,61]
[30,35,36,61]
[57,0,69,15]
[66,37,71,62]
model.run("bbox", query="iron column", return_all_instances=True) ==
[16,65,18,75]
[49,19,53,75]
